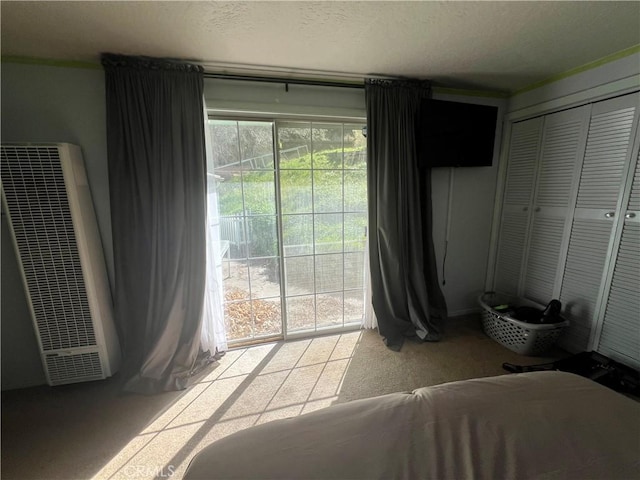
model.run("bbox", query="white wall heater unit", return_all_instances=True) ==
[1,143,121,386]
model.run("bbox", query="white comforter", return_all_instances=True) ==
[184,371,640,479]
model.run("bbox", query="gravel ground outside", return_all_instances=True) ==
[223,259,363,341]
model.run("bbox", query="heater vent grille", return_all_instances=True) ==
[45,351,103,385]
[1,145,97,351]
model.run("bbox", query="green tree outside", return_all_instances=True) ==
[218,147,367,258]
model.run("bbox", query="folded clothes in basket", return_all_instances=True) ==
[494,299,563,324]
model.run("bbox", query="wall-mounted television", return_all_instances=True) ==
[417,99,498,168]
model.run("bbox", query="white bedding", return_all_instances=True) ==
[184,371,640,479]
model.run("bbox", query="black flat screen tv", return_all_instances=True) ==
[417,99,498,168]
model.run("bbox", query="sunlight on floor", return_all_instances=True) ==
[92,331,362,480]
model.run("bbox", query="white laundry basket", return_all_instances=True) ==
[478,292,569,356]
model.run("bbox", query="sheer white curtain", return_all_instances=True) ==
[201,118,228,355]
[362,229,378,329]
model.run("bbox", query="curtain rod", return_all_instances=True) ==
[203,72,365,90]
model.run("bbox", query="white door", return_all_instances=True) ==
[493,117,542,294]
[560,93,640,352]
[522,106,590,304]
[595,150,640,368]
[209,118,368,345]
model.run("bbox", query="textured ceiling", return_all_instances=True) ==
[1,1,639,93]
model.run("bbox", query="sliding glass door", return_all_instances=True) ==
[209,120,281,343]
[209,118,367,345]
[278,122,367,334]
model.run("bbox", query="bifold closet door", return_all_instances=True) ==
[493,118,542,294]
[521,106,591,304]
[596,152,640,368]
[559,93,640,352]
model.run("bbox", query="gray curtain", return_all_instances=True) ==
[365,79,448,351]
[102,53,212,393]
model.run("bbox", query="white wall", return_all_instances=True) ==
[0,62,506,389]
[1,62,111,389]
[205,78,366,120]
[430,93,507,316]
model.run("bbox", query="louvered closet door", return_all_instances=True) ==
[523,106,590,304]
[560,93,640,352]
[494,118,542,294]
[597,151,640,369]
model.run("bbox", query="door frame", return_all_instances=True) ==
[208,114,368,346]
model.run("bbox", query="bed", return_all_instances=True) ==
[184,371,640,479]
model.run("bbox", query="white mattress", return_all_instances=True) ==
[184,371,640,479]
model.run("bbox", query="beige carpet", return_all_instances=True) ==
[337,315,564,402]
[1,314,565,480]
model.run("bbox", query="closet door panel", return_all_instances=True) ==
[559,215,612,351]
[522,106,590,304]
[628,149,640,211]
[559,93,639,352]
[503,119,541,206]
[599,222,640,368]
[535,119,586,208]
[598,155,640,369]
[494,207,529,294]
[576,95,637,210]
[523,216,565,303]
[494,118,542,294]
